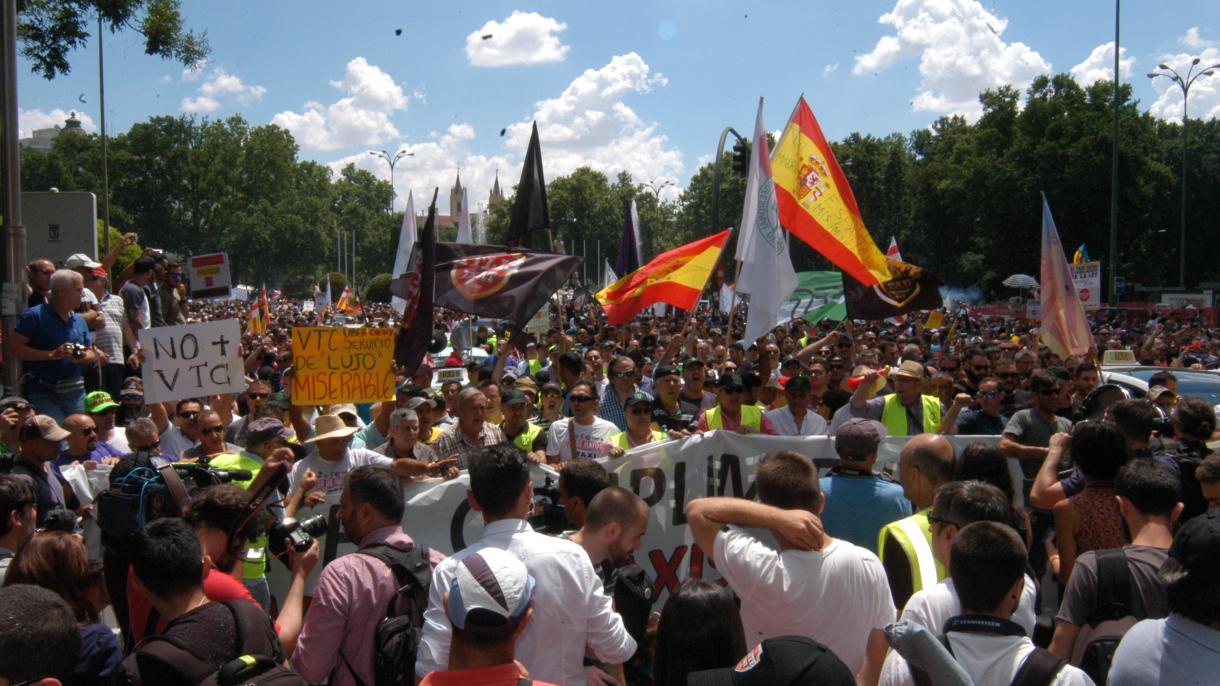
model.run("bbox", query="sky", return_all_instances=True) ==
[15,0,1220,214]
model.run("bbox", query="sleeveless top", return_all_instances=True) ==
[1068,484,1126,554]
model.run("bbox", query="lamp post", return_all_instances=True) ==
[643,178,674,198]
[368,149,413,212]
[1148,58,1219,288]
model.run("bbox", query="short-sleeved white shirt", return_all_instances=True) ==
[545,417,618,462]
[765,406,828,436]
[900,576,1038,637]
[287,447,392,506]
[879,631,1094,686]
[713,527,896,673]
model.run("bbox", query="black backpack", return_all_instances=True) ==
[338,543,432,686]
[1070,549,1139,685]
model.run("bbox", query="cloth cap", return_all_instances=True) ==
[1168,509,1220,579]
[625,391,655,408]
[27,415,70,442]
[835,418,887,459]
[891,360,925,380]
[85,391,120,413]
[687,636,855,686]
[652,364,680,381]
[501,389,529,406]
[541,382,563,396]
[305,415,359,443]
[447,548,535,634]
[404,396,437,411]
[783,375,813,393]
[0,396,31,409]
[717,372,747,390]
[1148,385,1175,400]
[64,253,101,269]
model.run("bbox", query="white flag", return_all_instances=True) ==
[391,191,417,313]
[456,188,473,243]
[735,97,797,343]
[630,198,645,263]
[603,260,618,289]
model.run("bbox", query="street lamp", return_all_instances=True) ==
[368,149,414,212]
[1148,57,1219,288]
[643,178,674,198]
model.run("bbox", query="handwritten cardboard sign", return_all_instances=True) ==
[291,327,396,405]
[140,320,244,403]
[188,252,233,299]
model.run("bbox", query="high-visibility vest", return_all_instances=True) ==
[509,422,544,453]
[705,404,762,432]
[880,393,941,436]
[878,509,946,593]
[528,358,543,376]
[611,429,666,449]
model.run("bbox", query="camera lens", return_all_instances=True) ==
[297,514,328,537]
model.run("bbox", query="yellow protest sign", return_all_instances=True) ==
[924,311,944,330]
[290,327,396,405]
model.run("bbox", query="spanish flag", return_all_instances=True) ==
[258,286,271,330]
[597,229,729,325]
[772,97,891,286]
[246,300,266,335]
[336,287,357,313]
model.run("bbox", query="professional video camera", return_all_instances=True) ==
[529,476,569,535]
[268,514,328,558]
[652,407,696,433]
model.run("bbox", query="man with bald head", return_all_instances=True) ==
[878,433,957,608]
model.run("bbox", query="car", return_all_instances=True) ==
[1099,365,1220,415]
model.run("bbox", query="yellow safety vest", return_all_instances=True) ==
[705,404,762,432]
[880,393,941,436]
[611,429,666,449]
[528,358,543,376]
[509,422,544,453]
[877,509,946,594]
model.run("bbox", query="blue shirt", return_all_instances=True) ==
[819,473,912,554]
[1109,613,1220,686]
[13,303,91,383]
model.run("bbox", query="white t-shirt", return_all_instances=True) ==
[103,426,129,454]
[879,631,1094,686]
[287,447,392,505]
[765,406,828,436]
[546,417,618,462]
[900,576,1039,637]
[714,527,896,674]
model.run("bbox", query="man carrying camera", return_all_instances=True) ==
[293,465,443,686]
[8,269,99,422]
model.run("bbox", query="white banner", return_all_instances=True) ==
[139,319,245,403]
[1069,260,1101,312]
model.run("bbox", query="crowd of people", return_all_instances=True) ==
[1,244,1219,685]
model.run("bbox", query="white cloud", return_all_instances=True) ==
[180,96,220,113]
[853,0,1050,120]
[501,52,683,190]
[182,59,209,81]
[465,11,570,67]
[823,63,840,78]
[272,57,410,151]
[18,108,96,138]
[1148,29,1220,122]
[1069,42,1133,87]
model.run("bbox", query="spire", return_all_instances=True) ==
[489,168,504,205]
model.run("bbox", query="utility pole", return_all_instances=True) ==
[1,0,27,391]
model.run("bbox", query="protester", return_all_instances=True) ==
[819,419,911,553]
[0,396,32,455]
[850,361,968,436]
[433,388,507,468]
[557,459,611,530]
[878,433,956,608]
[287,415,393,508]
[0,584,81,686]
[687,635,856,686]
[1197,453,1220,512]
[954,376,1007,434]
[10,416,80,525]
[545,380,617,463]
[9,269,98,422]
[0,475,37,582]
[766,375,828,436]
[1051,421,1131,585]
[653,579,746,686]
[84,390,128,454]
[500,389,547,462]
[225,379,274,446]
[697,372,777,435]
[599,355,639,430]
[157,398,203,460]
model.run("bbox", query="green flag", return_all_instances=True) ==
[777,271,846,324]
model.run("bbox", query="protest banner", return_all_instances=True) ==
[187,252,233,299]
[776,271,846,324]
[139,320,244,403]
[290,326,396,405]
[1070,260,1101,311]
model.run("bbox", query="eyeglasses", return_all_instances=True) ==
[569,395,595,403]
[609,370,635,378]
[179,411,199,420]
[120,394,142,402]
[979,391,1001,399]
[629,407,653,415]
[927,513,960,529]
[722,387,745,394]
[133,440,160,451]
[200,426,224,435]
[247,392,269,400]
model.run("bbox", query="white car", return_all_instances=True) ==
[1099,365,1220,417]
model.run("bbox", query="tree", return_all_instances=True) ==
[18,0,209,79]
[363,273,392,303]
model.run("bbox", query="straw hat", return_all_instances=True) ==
[305,414,359,443]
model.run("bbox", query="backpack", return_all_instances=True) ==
[1070,548,1139,685]
[123,599,306,686]
[910,631,1067,686]
[338,543,432,686]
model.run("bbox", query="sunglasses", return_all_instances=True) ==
[722,387,745,394]
[927,513,960,529]
[979,391,1001,399]
[629,407,653,415]
[134,440,160,451]
[247,392,269,400]
[609,370,635,378]
[179,411,200,420]
[569,395,595,403]
[200,426,225,435]
[4,404,30,413]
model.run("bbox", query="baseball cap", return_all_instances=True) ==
[85,391,120,413]
[688,636,854,686]
[26,415,70,442]
[247,417,294,446]
[64,253,102,270]
[502,389,529,407]
[783,375,813,393]
[0,396,31,410]
[404,396,438,411]
[781,356,804,370]
[835,418,887,460]
[624,391,655,409]
[1167,509,1220,579]
[717,372,747,390]
[1148,385,1175,401]
[541,382,563,396]
[653,364,680,381]
[446,548,535,637]
[681,357,706,371]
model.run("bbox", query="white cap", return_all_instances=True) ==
[64,253,101,270]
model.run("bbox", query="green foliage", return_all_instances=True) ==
[364,273,392,303]
[18,0,209,79]
[323,272,348,294]
[96,222,141,272]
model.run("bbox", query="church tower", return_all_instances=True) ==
[449,170,463,221]
[488,169,504,205]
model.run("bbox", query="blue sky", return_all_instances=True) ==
[16,0,1220,212]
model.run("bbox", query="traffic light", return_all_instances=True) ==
[731,139,751,175]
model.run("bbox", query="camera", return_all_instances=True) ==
[171,462,252,490]
[529,476,569,535]
[68,342,86,360]
[96,461,250,548]
[269,514,328,557]
[652,407,695,433]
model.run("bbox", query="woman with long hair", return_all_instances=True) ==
[653,579,747,686]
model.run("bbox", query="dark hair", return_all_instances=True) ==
[0,474,35,537]
[469,444,531,518]
[584,487,645,533]
[1074,362,1098,378]
[1162,556,1220,625]
[569,379,598,399]
[1070,421,1130,481]
[954,443,1015,502]
[1108,399,1156,442]
[559,459,610,509]
[757,451,822,512]
[934,481,1016,531]
[1173,397,1217,442]
[1029,369,1058,394]
[130,517,204,599]
[4,531,101,623]
[608,355,635,373]
[557,352,582,375]
[0,584,81,683]
[175,398,202,416]
[820,388,851,415]
[1147,370,1177,388]
[1196,454,1220,484]
[132,256,157,273]
[476,378,498,391]
[653,579,747,686]
[346,465,405,522]
[950,521,1027,614]
[183,485,266,552]
[1116,459,1180,516]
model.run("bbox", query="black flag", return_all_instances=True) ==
[391,189,438,371]
[615,198,640,276]
[843,257,944,320]
[434,243,580,331]
[507,122,550,250]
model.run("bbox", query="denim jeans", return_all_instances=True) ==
[244,576,272,615]
[24,377,86,424]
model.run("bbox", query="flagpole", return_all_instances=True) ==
[725,260,744,332]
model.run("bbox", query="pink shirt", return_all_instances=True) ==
[291,525,445,686]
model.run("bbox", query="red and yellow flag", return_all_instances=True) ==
[597,230,729,325]
[246,300,266,335]
[772,97,891,286]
